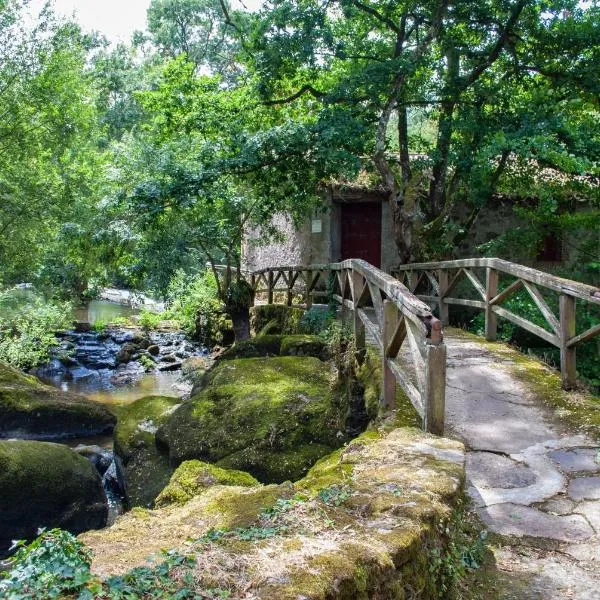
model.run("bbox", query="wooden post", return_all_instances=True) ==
[423,342,446,435]
[305,271,313,309]
[250,274,256,307]
[485,268,499,341]
[438,269,449,325]
[267,271,274,305]
[286,272,293,306]
[382,300,398,410]
[560,294,576,390]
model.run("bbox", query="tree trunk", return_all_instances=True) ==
[230,307,251,342]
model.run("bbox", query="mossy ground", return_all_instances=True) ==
[448,327,600,440]
[219,334,324,360]
[250,305,305,336]
[80,427,466,598]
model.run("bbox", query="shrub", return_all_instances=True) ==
[0,289,72,369]
[138,309,163,330]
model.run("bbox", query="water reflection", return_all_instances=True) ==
[73,300,139,325]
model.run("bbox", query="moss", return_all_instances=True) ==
[0,440,107,555]
[449,327,600,439]
[155,460,259,507]
[0,362,116,440]
[250,305,305,336]
[159,357,349,482]
[113,395,181,462]
[219,335,283,359]
[113,395,181,507]
[356,348,421,429]
[280,335,326,358]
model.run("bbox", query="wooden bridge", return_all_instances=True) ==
[248,258,600,436]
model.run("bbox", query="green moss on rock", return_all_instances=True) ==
[280,335,326,358]
[0,440,107,556]
[250,305,305,336]
[155,460,259,507]
[158,356,350,482]
[220,334,326,361]
[0,361,116,440]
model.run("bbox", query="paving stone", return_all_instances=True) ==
[478,503,594,542]
[574,501,600,534]
[568,477,600,501]
[549,448,600,474]
[537,496,577,516]
[467,451,537,489]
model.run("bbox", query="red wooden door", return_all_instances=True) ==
[340,202,382,267]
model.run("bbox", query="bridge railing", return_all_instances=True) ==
[393,258,600,390]
[250,259,446,435]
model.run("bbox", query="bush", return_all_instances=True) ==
[138,309,163,330]
[164,269,225,344]
[299,307,335,334]
[0,289,72,369]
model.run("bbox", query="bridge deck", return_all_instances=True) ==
[441,329,599,596]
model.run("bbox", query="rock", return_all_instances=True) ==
[250,305,305,336]
[158,361,183,372]
[155,460,259,507]
[74,444,114,476]
[181,356,211,396]
[160,354,178,363]
[0,362,116,440]
[157,356,352,483]
[113,396,182,507]
[116,342,138,365]
[131,333,151,349]
[80,428,466,598]
[147,344,160,356]
[74,322,92,333]
[568,476,600,501]
[0,440,107,556]
[219,335,325,361]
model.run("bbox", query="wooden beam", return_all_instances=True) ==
[560,294,576,390]
[492,306,560,347]
[444,298,486,309]
[382,300,398,410]
[567,323,600,348]
[463,268,486,300]
[386,359,424,416]
[522,280,560,335]
[485,268,499,341]
[489,278,523,306]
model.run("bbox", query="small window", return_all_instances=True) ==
[537,233,562,262]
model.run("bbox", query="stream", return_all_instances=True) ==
[34,298,207,523]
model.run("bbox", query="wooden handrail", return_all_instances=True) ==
[248,259,446,435]
[394,258,600,390]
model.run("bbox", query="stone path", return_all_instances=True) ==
[445,330,600,599]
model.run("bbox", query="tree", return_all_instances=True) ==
[0,1,108,288]
[247,0,599,262]
[113,56,364,338]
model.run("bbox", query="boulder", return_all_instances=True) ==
[0,362,116,440]
[250,305,305,336]
[113,396,182,507]
[147,344,160,356]
[0,440,107,556]
[155,460,259,507]
[219,335,325,361]
[157,356,352,483]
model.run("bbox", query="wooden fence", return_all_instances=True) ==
[250,259,446,435]
[394,258,600,390]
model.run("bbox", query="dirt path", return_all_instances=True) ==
[445,330,600,599]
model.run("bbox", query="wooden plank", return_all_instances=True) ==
[425,271,440,295]
[567,323,600,348]
[358,309,383,350]
[386,359,424,416]
[367,280,384,327]
[489,278,523,306]
[332,294,354,310]
[443,298,486,309]
[444,268,465,298]
[382,301,398,409]
[522,280,560,335]
[463,268,486,300]
[438,269,449,325]
[492,306,560,347]
[386,316,406,359]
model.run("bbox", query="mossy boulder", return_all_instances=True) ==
[0,440,107,556]
[158,356,351,482]
[81,427,466,598]
[220,335,325,361]
[0,361,116,440]
[155,460,259,507]
[250,305,305,336]
[113,396,181,507]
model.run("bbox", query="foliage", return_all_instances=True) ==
[0,528,231,600]
[317,485,352,507]
[0,529,93,600]
[165,269,226,343]
[299,307,336,335]
[137,309,163,330]
[0,290,72,369]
